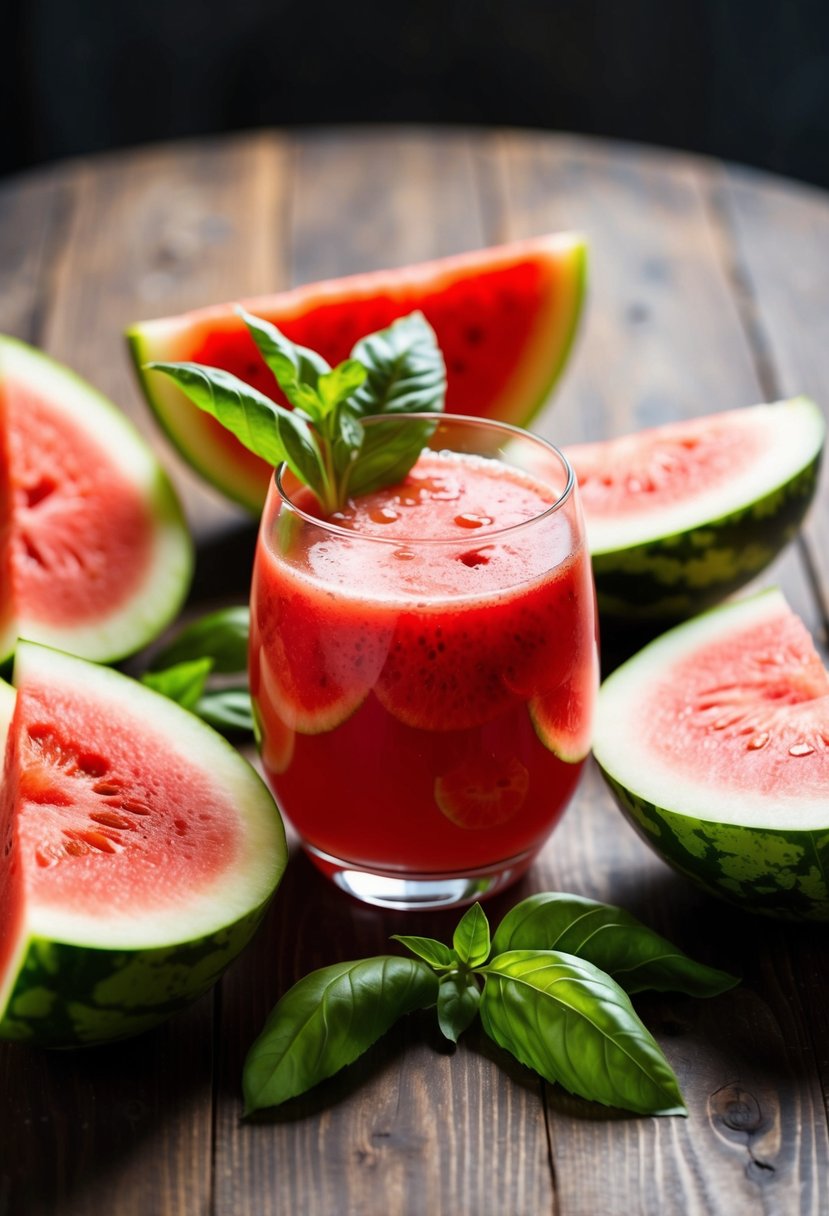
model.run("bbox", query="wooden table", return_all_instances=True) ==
[2,126,829,1216]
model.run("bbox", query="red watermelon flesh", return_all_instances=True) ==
[0,338,193,664]
[6,376,153,628]
[127,233,587,512]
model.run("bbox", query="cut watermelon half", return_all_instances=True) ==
[0,641,286,1047]
[127,233,587,512]
[0,337,193,664]
[593,589,829,920]
[565,397,824,629]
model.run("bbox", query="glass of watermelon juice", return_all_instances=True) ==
[249,414,597,909]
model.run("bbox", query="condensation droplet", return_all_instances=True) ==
[789,742,815,757]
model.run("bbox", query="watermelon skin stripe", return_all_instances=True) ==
[0,900,270,1047]
[590,450,822,628]
[601,770,829,922]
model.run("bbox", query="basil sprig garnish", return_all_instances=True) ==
[243,894,738,1118]
[146,309,446,513]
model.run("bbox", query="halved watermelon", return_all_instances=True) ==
[0,337,193,663]
[593,589,829,920]
[565,398,824,630]
[126,233,587,512]
[0,641,286,1047]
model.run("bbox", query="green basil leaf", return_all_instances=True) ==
[141,658,213,710]
[274,408,328,503]
[243,956,438,1113]
[145,361,292,467]
[238,306,330,415]
[194,687,254,735]
[491,893,739,997]
[391,935,458,970]
[344,312,445,499]
[453,903,491,967]
[318,360,368,414]
[344,414,439,500]
[480,950,686,1116]
[150,605,250,674]
[349,312,446,419]
[437,972,481,1043]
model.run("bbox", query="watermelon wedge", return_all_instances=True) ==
[0,337,193,664]
[593,589,829,920]
[126,233,587,512]
[565,397,824,630]
[0,642,286,1047]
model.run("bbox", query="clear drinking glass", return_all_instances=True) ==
[249,414,598,909]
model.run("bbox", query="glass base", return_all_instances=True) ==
[303,844,535,910]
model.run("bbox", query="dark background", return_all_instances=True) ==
[4,0,829,188]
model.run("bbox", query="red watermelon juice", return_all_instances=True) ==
[250,415,597,909]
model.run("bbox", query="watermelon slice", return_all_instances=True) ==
[593,589,829,920]
[0,337,193,663]
[126,233,587,512]
[0,641,286,1047]
[566,397,824,629]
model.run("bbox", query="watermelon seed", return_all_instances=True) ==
[23,476,57,508]
[747,732,770,750]
[789,742,815,757]
[93,781,122,797]
[90,810,135,831]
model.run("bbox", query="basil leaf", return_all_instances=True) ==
[345,415,438,500]
[480,950,686,1116]
[274,409,328,502]
[491,893,738,997]
[453,903,491,967]
[238,306,331,414]
[437,973,481,1043]
[145,361,292,467]
[392,935,458,970]
[344,313,445,500]
[318,361,368,414]
[349,312,446,419]
[194,687,254,734]
[141,658,213,710]
[243,956,438,1113]
[150,605,250,674]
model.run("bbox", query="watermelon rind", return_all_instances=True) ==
[592,589,829,921]
[0,642,287,1047]
[0,337,194,664]
[126,233,588,513]
[569,398,825,629]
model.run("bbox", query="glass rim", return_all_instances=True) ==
[272,412,577,547]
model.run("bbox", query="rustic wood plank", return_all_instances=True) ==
[39,132,291,541]
[1,997,214,1216]
[0,164,72,344]
[715,166,829,628]
[484,130,829,1215]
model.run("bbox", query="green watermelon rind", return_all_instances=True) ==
[0,642,287,1047]
[600,771,829,923]
[576,397,824,627]
[0,336,194,664]
[0,903,271,1048]
[125,233,588,514]
[592,589,829,921]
